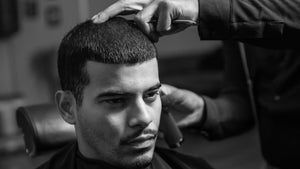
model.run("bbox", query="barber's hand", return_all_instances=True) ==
[161,84,205,129]
[92,0,199,41]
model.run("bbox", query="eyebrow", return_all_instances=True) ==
[96,83,162,98]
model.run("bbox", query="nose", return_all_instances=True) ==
[128,98,152,128]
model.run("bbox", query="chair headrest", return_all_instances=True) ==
[16,103,76,157]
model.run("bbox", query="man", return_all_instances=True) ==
[93,1,300,169]
[37,17,213,169]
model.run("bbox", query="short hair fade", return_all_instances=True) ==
[57,17,157,104]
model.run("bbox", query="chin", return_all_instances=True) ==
[123,156,153,169]
[121,147,154,169]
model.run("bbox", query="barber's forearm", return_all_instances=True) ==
[198,0,300,39]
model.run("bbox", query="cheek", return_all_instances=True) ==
[77,105,127,143]
[105,112,128,137]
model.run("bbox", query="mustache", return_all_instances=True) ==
[120,129,158,145]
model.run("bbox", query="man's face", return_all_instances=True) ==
[76,58,161,169]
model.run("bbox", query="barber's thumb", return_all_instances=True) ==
[161,94,173,107]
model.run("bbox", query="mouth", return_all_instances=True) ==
[125,135,156,149]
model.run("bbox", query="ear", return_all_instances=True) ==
[55,90,77,125]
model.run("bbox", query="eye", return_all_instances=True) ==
[144,90,160,103]
[104,98,125,105]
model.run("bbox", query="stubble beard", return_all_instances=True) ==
[78,119,154,169]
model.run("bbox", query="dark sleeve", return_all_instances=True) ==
[198,0,300,40]
[35,142,77,169]
[201,41,255,140]
[171,151,214,169]
[156,147,214,169]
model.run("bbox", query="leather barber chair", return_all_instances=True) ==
[16,103,76,157]
[16,103,183,157]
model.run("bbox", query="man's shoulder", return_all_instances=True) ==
[155,147,214,169]
[36,142,77,169]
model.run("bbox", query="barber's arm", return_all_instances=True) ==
[161,41,255,140]
[93,0,300,41]
[199,0,300,40]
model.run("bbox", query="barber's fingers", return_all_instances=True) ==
[134,1,160,42]
[134,0,173,33]
[162,93,204,129]
[161,84,205,129]
[177,111,202,128]
[134,1,181,40]
[93,0,151,23]
[156,4,172,33]
[134,1,194,39]
[92,2,125,23]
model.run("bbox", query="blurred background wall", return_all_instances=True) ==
[0,0,80,105]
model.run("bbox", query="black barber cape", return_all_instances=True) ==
[37,142,213,169]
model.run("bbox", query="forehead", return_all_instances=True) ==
[84,59,159,93]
